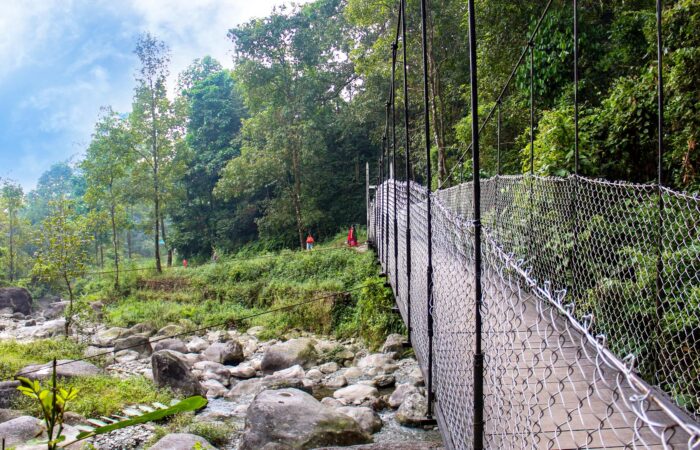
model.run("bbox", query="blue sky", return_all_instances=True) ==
[0,0,292,191]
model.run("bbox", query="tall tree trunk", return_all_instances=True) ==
[151,85,162,274]
[99,244,104,268]
[110,202,119,288]
[290,137,304,250]
[64,273,74,336]
[8,208,14,282]
[127,207,133,259]
[160,216,172,267]
[94,232,100,265]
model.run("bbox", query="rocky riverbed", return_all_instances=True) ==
[0,292,443,449]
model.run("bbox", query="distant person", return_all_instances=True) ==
[347,226,358,247]
[183,259,188,268]
[212,249,219,263]
[306,233,315,250]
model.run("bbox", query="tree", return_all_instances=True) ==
[219,0,372,249]
[82,107,134,288]
[33,198,92,332]
[1,181,24,282]
[170,62,247,258]
[130,33,178,272]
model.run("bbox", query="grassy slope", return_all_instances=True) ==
[97,236,403,349]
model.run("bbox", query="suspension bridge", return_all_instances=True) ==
[366,0,700,448]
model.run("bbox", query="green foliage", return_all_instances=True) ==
[17,374,79,450]
[33,199,92,302]
[337,277,405,350]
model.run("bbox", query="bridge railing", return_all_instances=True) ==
[369,175,700,449]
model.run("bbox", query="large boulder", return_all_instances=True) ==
[114,335,152,357]
[148,433,215,450]
[388,383,419,409]
[240,388,371,450]
[92,327,129,347]
[0,288,32,315]
[152,338,188,354]
[396,392,428,427]
[381,334,407,354]
[261,338,318,373]
[42,301,69,320]
[151,350,204,397]
[317,443,444,450]
[202,341,244,365]
[17,360,101,380]
[0,416,44,446]
[337,406,382,434]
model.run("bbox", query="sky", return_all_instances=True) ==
[0,0,294,191]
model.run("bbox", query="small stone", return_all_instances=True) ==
[333,384,379,405]
[374,374,396,388]
[229,364,256,379]
[23,319,36,327]
[337,406,383,434]
[306,368,323,382]
[201,379,227,398]
[202,341,244,365]
[155,324,184,337]
[319,361,340,374]
[321,397,342,408]
[344,367,363,381]
[265,364,304,381]
[114,350,140,363]
[149,433,215,450]
[186,336,209,353]
[381,333,408,354]
[389,383,419,409]
[324,375,348,389]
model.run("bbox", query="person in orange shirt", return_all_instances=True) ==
[306,233,315,250]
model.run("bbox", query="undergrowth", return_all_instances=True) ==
[94,233,403,349]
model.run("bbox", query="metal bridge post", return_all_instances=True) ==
[419,0,435,418]
[654,0,665,386]
[392,40,399,297]
[401,0,412,342]
[384,102,391,273]
[467,0,484,447]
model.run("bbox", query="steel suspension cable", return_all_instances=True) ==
[438,0,554,189]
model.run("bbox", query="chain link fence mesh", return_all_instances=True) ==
[368,174,700,449]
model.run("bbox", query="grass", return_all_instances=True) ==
[14,375,173,418]
[0,339,172,419]
[97,232,404,349]
[0,339,86,379]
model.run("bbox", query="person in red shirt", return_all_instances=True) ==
[347,226,358,247]
[306,233,315,250]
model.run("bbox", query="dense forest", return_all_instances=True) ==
[0,0,697,291]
